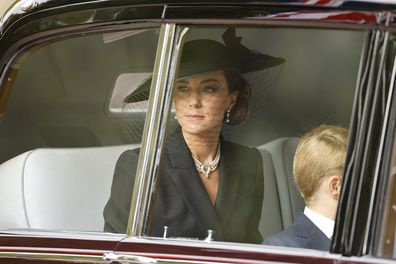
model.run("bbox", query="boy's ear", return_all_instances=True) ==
[329,175,342,199]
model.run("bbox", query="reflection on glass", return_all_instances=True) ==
[105,28,284,243]
[0,28,159,233]
[105,25,362,245]
[159,26,360,245]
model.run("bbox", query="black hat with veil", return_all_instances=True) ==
[121,28,285,142]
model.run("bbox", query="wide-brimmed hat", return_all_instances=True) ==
[124,28,284,103]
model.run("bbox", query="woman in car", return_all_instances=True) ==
[103,28,284,243]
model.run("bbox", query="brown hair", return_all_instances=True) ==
[223,69,251,125]
[293,125,349,204]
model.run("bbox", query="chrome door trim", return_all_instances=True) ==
[127,23,190,236]
[0,252,105,263]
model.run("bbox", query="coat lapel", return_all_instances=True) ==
[164,129,222,238]
[215,141,241,227]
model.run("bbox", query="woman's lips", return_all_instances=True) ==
[185,114,205,120]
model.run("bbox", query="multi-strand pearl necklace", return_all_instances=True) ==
[192,144,221,178]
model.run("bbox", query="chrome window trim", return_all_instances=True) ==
[127,23,190,236]
[163,18,383,30]
[361,25,390,252]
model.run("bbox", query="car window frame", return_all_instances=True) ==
[0,9,166,263]
[126,23,190,236]
[370,26,396,258]
[0,2,394,262]
[130,20,388,256]
[332,14,396,258]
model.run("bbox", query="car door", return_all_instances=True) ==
[110,3,396,264]
[2,1,396,264]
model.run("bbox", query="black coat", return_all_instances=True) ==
[104,128,264,243]
[263,212,331,250]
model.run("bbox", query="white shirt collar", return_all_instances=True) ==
[303,206,335,239]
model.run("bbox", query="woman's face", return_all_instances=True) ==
[173,70,237,136]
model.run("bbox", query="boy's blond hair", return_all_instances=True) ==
[293,125,348,204]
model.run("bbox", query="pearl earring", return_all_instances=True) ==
[225,110,231,124]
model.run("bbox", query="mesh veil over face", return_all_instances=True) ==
[119,66,284,144]
[119,28,285,143]
[221,65,284,139]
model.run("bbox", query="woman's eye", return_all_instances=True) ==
[203,86,218,93]
[176,86,189,92]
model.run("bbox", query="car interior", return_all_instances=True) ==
[0,26,363,242]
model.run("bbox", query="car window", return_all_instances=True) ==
[0,27,160,233]
[127,26,362,245]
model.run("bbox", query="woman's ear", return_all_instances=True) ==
[229,91,238,109]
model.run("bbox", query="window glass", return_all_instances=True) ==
[135,26,361,246]
[0,27,160,232]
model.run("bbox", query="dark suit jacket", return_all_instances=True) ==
[263,212,331,250]
[103,128,264,243]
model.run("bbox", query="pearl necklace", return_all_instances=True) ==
[192,144,221,178]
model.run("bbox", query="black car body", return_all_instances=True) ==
[1,0,396,263]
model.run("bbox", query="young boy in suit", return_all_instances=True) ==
[264,125,348,250]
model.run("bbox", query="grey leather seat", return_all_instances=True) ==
[0,138,302,239]
[0,144,138,231]
[258,137,304,238]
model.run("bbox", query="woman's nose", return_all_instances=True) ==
[188,92,202,108]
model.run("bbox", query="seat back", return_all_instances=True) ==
[258,137,304,237]
[258,148,283,238]
[0,145,138,231]
[0,138,301,236]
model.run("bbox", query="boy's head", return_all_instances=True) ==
[293,125,349,205]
